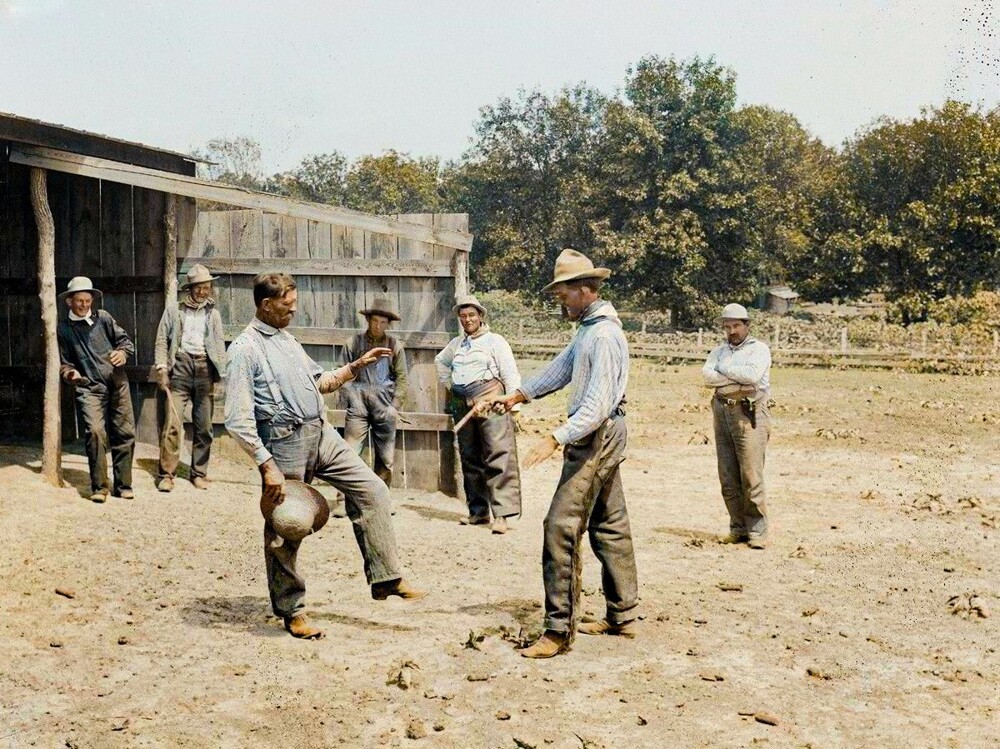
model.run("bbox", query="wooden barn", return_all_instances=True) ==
[0,112,472,494]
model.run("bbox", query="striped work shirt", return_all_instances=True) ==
[519,300,629,445]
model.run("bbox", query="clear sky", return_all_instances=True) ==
[1,0,997,172]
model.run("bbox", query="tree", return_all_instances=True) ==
[267,152,347,205]
[450,85,607,291]
[343,151,443,215]
[197,137,266,190]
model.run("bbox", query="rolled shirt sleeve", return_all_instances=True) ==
[224,339,272,466]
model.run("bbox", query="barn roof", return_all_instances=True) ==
[0,111,202,175]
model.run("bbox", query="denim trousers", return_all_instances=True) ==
[343,384,398,486]
[158,351,215,481]
[541,415,638,640]
[75,372,135,495]
[712,399,770,538]
[260,419,402,618]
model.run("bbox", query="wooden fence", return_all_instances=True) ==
[176,206,467,494]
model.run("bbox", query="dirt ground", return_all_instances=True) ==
[1,361,998,748]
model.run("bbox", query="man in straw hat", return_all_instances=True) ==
[702,303,772,549]
[57,276,136,502]
[342,297,409,487]
[435,294,522,534]
[225,272,425,639]
[153,264,227,492]
[493,249,639,658]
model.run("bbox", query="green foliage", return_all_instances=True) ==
[345,151,443,215]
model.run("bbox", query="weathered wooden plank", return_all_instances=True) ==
[131,188,166,367]
[309,221,336,338]
[175,196,197,259]
[333,226,366,329]
[230,209,262,328]
[220,325,452,349]
[99,181,136,348]
[176,255,454,278]
[10,145,474,252]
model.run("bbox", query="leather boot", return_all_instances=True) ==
[720,533,749,544]
[577,618,637,638]
[460,515,489,526]
[371,578,427,601]
[191,477,209,490]
[491,516,509,535]
[284,614,323,639]
[156,477,174,493]
[519,630,569,659]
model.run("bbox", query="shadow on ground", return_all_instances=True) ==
[457,598,542,627]
[400,503,466,523]
[180,595,284,637]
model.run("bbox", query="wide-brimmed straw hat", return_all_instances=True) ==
[715,303,750,324]
[452,294,487,317]
[359,296,401,322]
[262,480,331,542]
[181,264,219,290]
[542,249,611,292]
[58,276,103,300]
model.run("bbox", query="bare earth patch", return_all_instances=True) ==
[1,364,997,747]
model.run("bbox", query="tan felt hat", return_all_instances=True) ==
[542,249,611,292]
[262,480,331,542]
[181,264,219,290]
[452,294,487,317]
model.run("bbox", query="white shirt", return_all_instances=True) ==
[180,306,208,355]
[702,335,771,399]
[68,311,94,326]
[435,329,521,394]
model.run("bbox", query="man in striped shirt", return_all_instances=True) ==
[494,249,639,658]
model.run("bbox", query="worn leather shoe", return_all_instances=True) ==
[460,515,490,526]
[191,477,209,490]
[117,489,135,500]
[491,517,509,535]
[371,578,427,601]
[747,536,768,550]
[284,614,323,639]
[720,533,749,544]
[520,630,569,659]
[577,618,637,638]
[89,490,108,503]
[156,477,174,493]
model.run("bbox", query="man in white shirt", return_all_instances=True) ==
[702,303,772,549]
[435,295,522,534]
[153,264,227,492]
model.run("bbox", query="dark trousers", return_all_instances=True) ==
[75,373,135,495]
[454,404,522,520]
[261,420,402,618]
[542,415,638,640]
[343,385,398,486]
[158,351,215,481]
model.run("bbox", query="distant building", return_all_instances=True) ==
[764,285,799,315]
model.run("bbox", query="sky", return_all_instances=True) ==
[1,0,998,173]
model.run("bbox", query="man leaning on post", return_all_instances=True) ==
[224,272,425,639]
[702,303,772,549]
[153,264,227,492]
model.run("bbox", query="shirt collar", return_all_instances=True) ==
[69,311,94,326]
[728,335,757,351]
[250,317,280,336]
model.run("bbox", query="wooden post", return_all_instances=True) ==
[840,327,848,353]
[697,328,704,347]
[518,318,524,338]
[164,193,178,300]
[921,329,928,354]
[452,250,469,300]
[30,167,63,487]
[641,319,647,334]
[774,321,781,349]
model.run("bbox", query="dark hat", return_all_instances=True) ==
[359,296,401,322]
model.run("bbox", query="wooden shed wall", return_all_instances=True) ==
[0,147,166,443]
[177,207,466,495]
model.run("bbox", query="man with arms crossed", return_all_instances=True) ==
[702,303,772,549]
